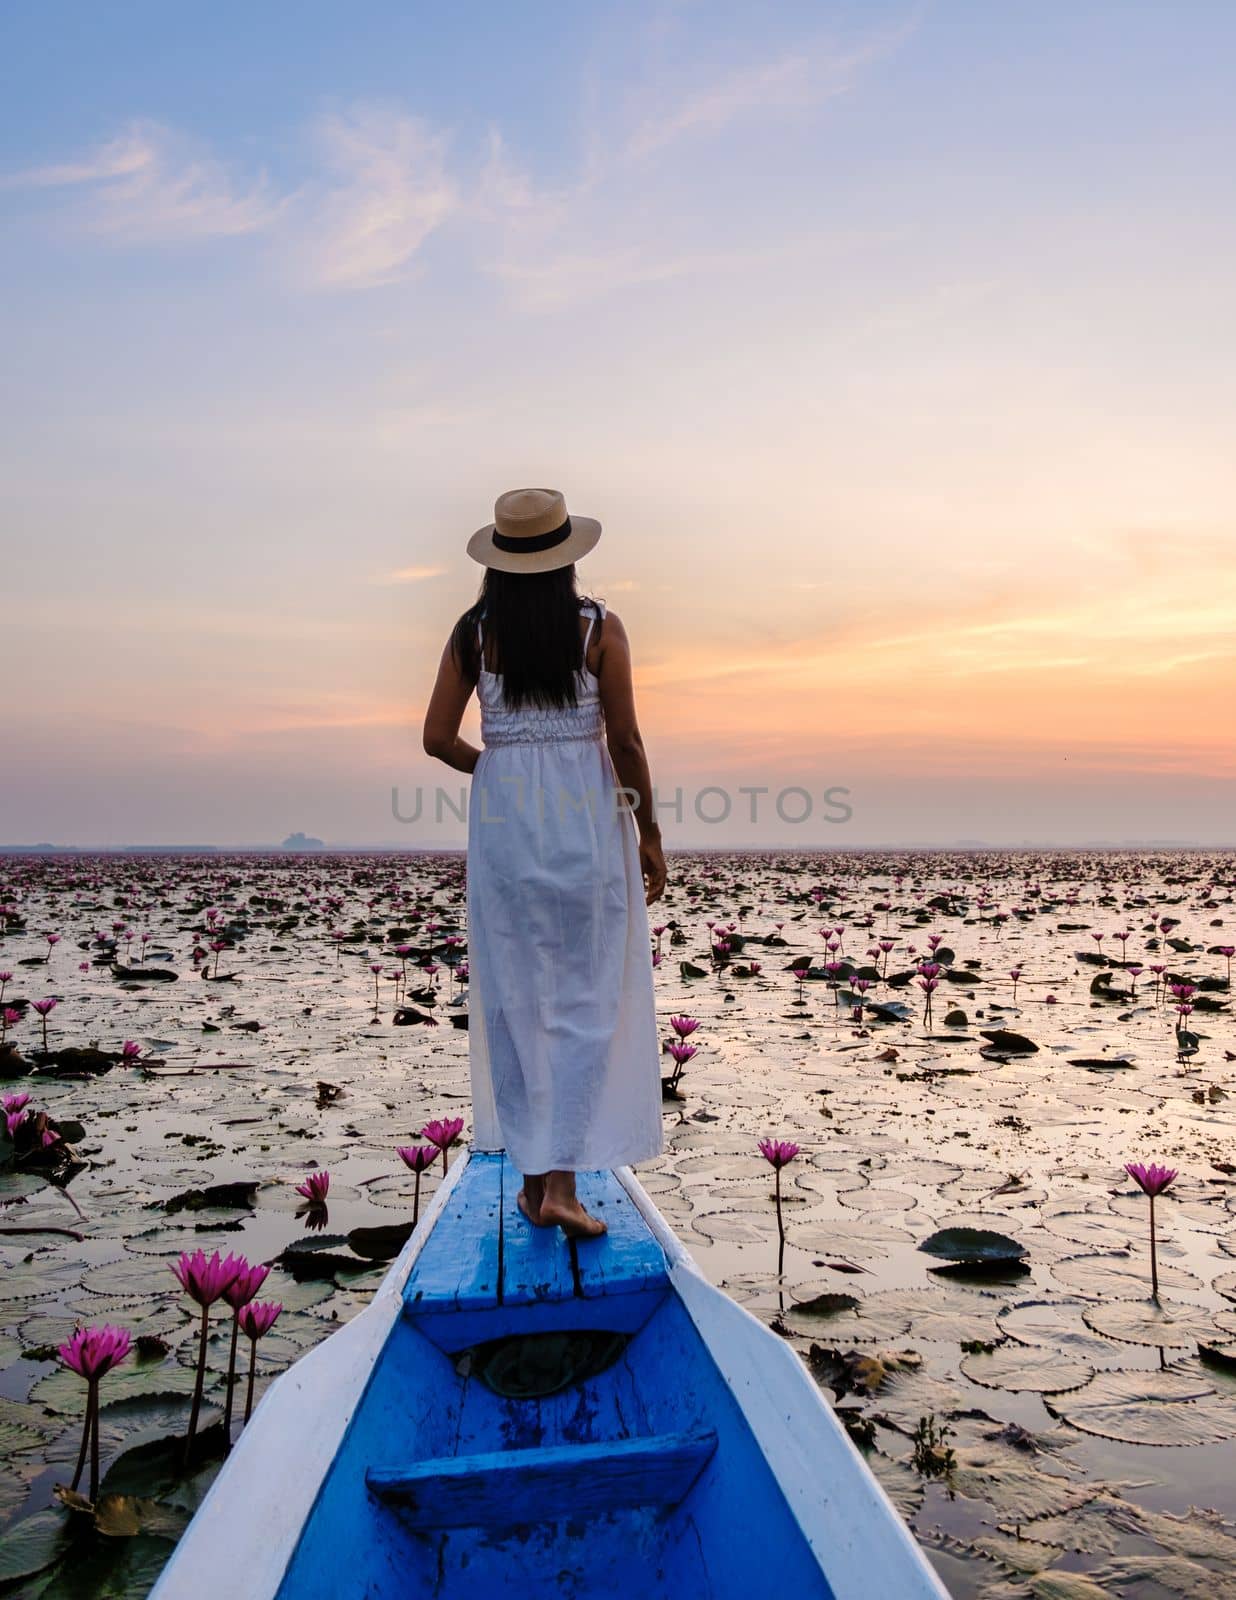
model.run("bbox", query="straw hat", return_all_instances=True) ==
[467,488,601,573]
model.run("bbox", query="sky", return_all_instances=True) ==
[2,1,1235,848]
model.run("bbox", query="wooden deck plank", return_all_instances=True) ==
[573,1169,669,1299]
[367,1428,717,1527]
[402,1151,502,1313]
[498,1154,576,1306]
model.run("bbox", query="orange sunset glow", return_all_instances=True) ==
[3,7,1235,845]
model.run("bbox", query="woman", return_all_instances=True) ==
[422,487,666,1238]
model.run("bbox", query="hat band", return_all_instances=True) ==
[492,516,571,554]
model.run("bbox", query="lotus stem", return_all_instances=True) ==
[244,1337,258,1424]
[71,1383,97,1494]
[183,1303,210,1467]
[223,1312,241,1444]
[1149,1193,1159,1303]
[775,1166,785,1277]
[90,1382,101,1502]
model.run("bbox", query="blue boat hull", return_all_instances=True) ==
[152,1151,948,1600]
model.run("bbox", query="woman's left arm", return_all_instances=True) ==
[422,636,481,774]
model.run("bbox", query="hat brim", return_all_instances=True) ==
[466,515,602,573]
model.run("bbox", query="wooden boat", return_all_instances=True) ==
[151,1150,948,1599]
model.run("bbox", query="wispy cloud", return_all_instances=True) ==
[3,119,278,241]
[303,107,459,289]
[625,54,814,160]
[621,16,916,161]
[374,564,447,585]
[2,14,914,295]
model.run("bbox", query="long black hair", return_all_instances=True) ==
[451,564,600,709]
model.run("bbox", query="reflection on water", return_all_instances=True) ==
[2,847,1236,1595]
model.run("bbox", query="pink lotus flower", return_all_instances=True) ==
[1125,1161,1178,1197]
[58,1323,131,1500]
[220,1260,271,1441]
[238,1299,282,1340]
[1125,1161,1178,1302]
[32,997,58,1050]
[421,1116,465,1174]
[171,1248,246,1307]
[1,1092,30,1114]
[172,1249,248,1463]
[58,1323,131,1381]
[758,1138,800,1168]
[397,1144,439,1225]
[421,1116,465,1148]
[758,1139,799,1276]
[396,1144,439,1173]
[120,1040,143,1061]
[669,1015,699,1038]
[222,1260,271,1309]
[295,1170,330,1203]
[237,1300,284,1425]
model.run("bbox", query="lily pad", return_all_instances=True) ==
[1082,1298,1220,1349]
[1047,1366,1236,1445]
[960,1344,1095,1394]
[0,1507,72,1583]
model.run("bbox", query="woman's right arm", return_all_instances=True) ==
[596,610,666,904]
[422,635,481,774]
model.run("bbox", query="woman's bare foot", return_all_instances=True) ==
[538,1195,608,1238]
[517,1188,553,1227]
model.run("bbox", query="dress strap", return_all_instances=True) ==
[580,599,605,656]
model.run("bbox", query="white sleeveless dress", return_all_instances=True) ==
[466,600,665,1174]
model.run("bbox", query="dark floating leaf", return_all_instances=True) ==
[392,1007,437,1026]
[788,1290,862,1317]
[276,1236,375,1282]
[346,1221,415,1261]
[978,1029,1039,1055]
[918,1227,1028,1264]
[1198,1341,1236,1372]
[163,1181,257,1216]
[930,1257,1032,1282]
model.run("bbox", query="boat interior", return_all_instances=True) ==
[276,1151,835,1598]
